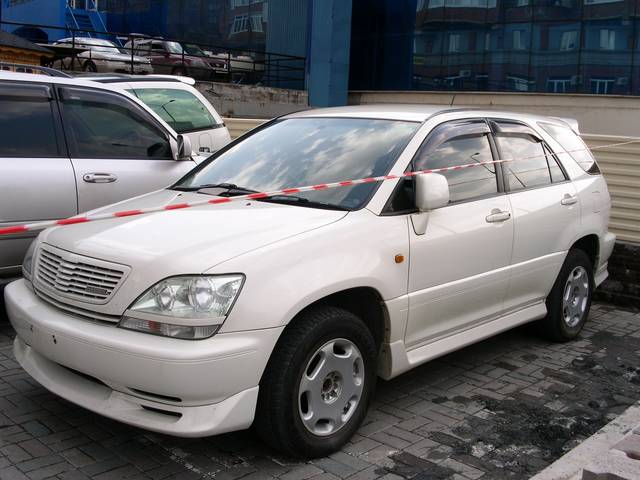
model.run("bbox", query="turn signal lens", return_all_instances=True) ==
[119,317,219,340]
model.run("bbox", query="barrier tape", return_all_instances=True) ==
[0,138,638,237]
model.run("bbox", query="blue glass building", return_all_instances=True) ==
[2,0,640,102]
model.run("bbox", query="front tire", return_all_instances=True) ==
[255,306,377,458]
[542,249,594,342]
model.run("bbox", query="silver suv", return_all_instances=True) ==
[0,72,199,277]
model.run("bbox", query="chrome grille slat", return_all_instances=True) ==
[34,289,121,324]
[40,251,122,279]
[35,245,127,304]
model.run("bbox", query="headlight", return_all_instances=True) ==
[22,240,37,281]
[119,275,244,340]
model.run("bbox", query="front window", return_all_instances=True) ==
[131,88,217,133]
[175,117,419,210]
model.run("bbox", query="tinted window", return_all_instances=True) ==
[497,136,555,191]
[132,88,217,133]
[59,87,172,159]
[177,118,419,210]
[0,84,59,158]
[539,122,600,174]
[414,121,497,203]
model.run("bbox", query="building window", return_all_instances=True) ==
[513,30,526,50]
[516,0,529,6]
[590,77,615,94]
[599,29,615,50]
[560,31,578,51]
[230,14,264,34]
[448,34,461,52]
[231,0,263,7]
[507,76,533,91]
[547,78,572,93]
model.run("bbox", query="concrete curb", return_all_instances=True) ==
[531,402,640,480]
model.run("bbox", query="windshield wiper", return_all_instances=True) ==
[172,183,259,195]
[259,194,349,211]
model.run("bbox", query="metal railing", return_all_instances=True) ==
[0,20,306,90]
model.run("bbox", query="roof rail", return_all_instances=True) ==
[0,62,71,78]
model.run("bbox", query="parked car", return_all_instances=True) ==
[182,43,227,73]
[83,74,231,155]
[5,106,615,458]
[0,71,201,277]
[124,38,216,79]
[50,37,153,74]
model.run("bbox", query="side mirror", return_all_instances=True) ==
[415,173,449,211]
[176,134,192,160]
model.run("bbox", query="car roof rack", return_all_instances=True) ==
[0,62,71,78]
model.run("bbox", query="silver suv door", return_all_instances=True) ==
[0,82,77,275]
[57,86,196,213]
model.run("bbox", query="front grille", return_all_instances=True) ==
[35,246,127,304]
[34,288,121,324]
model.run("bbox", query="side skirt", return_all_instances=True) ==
[380,302,547,380]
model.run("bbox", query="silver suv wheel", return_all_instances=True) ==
[298,338,364,436]
[562,265,590,328]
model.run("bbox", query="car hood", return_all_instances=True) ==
[94,52,149,63]
[39,189,348,277]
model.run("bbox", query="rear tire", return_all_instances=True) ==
[542,249,594,342]
[255,306,377,458]
[82,60,97,73]
[171,66,187,76]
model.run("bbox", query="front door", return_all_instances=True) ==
[405,119,514,347]
[57,85,195,213]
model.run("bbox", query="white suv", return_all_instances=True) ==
[5,105,615,458]
[84,74,231,155]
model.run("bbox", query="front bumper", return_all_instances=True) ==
[6,279,283,437]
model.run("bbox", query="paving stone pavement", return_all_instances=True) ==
[1,302,639,480]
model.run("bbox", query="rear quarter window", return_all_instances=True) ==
[539,122,600,174]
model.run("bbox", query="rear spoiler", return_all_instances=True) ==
[548,117,580,135]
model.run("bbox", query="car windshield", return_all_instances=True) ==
[131,88,217,132]
[165,41,184,54]
[175,117,419,210]
[184,44,205,56]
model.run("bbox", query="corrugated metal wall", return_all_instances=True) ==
[583,134,640,245]
[222,120,640,245]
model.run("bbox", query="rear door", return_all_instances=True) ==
[491,120,581,312]
[57,85,196,213]
[405,119,514,346]
[0,81,77,274]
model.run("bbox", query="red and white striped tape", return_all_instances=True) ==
[0,138,637,237]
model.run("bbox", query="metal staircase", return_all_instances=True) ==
[65,0,116,43]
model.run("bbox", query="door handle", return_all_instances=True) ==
[485,209,511,223]
[83,173,117,184]
[561,194,578,206]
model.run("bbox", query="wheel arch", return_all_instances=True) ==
[285,286,389,351]
[569,234,600,269]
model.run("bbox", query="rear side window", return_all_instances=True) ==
[539,122,600,174]
[0,83,60,158]
[59,87,172,160]
[496,136,567,191]
[131,88,217,133]
[413,120,498,204]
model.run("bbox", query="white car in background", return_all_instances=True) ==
[86,74,231,155]
[51,38,153,75]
